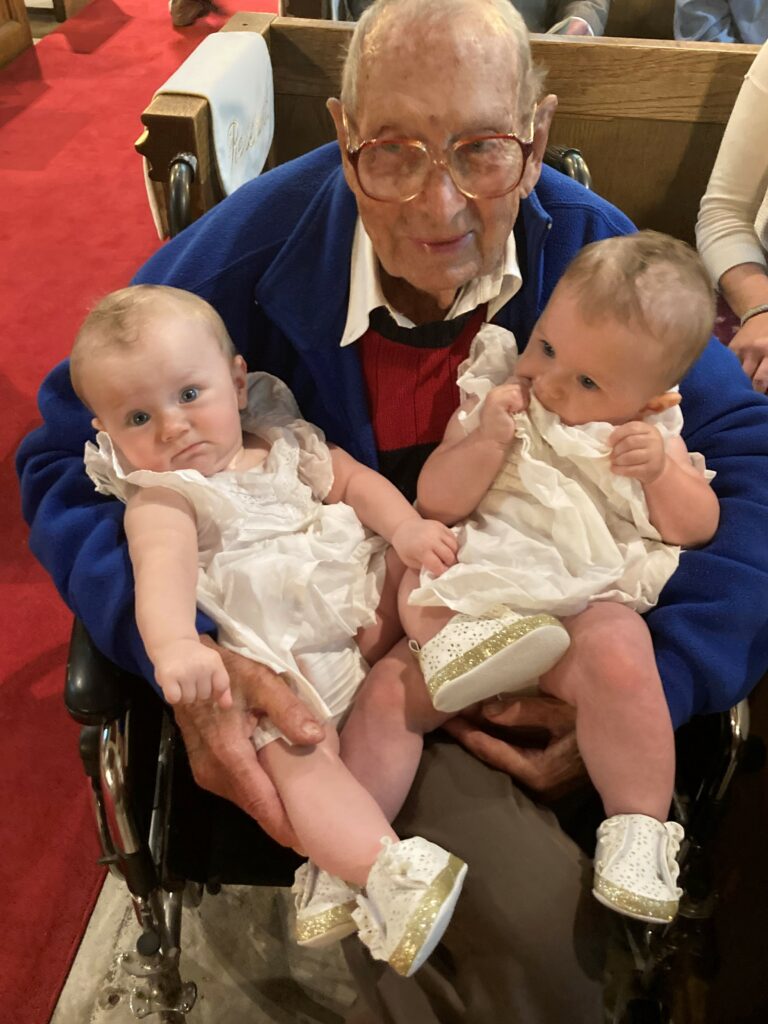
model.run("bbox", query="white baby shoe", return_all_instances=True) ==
[592,814,685,924]
[352,837,467,977]
[293,861,359,948]
[410,606,571,713]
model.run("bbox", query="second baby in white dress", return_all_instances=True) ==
[341,231,721,929]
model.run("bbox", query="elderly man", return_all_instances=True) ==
[17,0,768,1021]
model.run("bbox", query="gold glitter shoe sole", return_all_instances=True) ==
[389,855,468,977]
[296,900,358,948]
[592,877,679,924]
[417,613,570,713]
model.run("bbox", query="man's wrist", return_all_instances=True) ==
[739,304,768,328]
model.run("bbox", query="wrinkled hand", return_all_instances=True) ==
[610,421,666,484]
[477,378,530,445]
[391,517,459,576]
[442,694,586,800]
[173,636,326,849]
[154,638,232,709]
[729,315,768,392]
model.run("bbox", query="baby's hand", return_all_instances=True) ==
[610,421,666,484]
[391,518,458,576]
[477,378,530,445]
[154,638,232,709]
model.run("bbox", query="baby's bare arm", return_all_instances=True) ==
[418,380,528,524]
[124,487,231,706]
[610,427,720,547]
[327,448,457,574]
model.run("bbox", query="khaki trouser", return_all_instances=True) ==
[343,735,608,1024]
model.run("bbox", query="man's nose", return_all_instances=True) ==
[418,162,468,219]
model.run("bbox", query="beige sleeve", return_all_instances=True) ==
[695,42,768,286]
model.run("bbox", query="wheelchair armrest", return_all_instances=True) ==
[544,144,591,189]
[65,618,140,725]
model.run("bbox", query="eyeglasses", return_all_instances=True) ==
[344,112,535,203]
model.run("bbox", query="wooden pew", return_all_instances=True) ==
[136,15,759,243]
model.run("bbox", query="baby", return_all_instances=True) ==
[342,230,719,926]
[69,284,466,977]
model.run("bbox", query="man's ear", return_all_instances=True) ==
[91,416,105,433]
[327,98,358,193]
[232,354,249,410]
[642,391,681,416]
[518,94,557,198]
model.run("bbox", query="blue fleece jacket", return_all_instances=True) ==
[16,144,768,727]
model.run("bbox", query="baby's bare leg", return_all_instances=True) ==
[341,636,454,823]
[397,566,455,645]
[258,728,397,886]
[539,603,674,821]
[357,547,406,665]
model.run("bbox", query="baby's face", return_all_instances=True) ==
[515,284,670,426]
[85,314,248,475]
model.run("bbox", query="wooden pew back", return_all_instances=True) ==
[137,15,759,243]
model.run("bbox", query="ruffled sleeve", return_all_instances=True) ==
[83,433,139,505]
[240,372,335,500]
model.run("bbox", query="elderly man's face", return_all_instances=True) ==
[330,16,554,319]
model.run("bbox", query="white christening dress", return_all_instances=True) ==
[409,325,713,619]
[85,373,386,748]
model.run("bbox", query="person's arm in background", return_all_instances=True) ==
[674,0,739,43]
[548,0,611,35]
[696,41,768,390]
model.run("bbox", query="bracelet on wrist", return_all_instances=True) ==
[739,303,768,327]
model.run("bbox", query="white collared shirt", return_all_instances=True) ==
[339,218,522,348]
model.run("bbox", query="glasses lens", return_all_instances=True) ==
[452,137,524,197]
[357,141,430,201]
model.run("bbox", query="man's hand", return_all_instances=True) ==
[610,421,666,484]
[391,518,459,575]
[729,314,768,392]
[154,638,232,709]
[174,636,326,849]
[477,378,530,446]
[442,694,586,800]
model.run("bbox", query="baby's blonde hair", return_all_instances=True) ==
[559,231,715,387]
[70,285,235,410]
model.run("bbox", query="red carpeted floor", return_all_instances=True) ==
[1,2,275,1021]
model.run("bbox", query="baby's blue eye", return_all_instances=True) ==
[180,387,199,403]
[129,411,149,426]
[579,375,598,391]
[542,341,555,358]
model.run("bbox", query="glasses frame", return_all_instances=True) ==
[343,113,536,203]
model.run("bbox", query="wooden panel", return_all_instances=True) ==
[529,36,757,124]
[0,0,32,69]
[548,116,728,244]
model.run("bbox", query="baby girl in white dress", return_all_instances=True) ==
[70,284,466,977]
[340,231,720,928]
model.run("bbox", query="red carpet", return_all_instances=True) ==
[1,2,275,1021]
